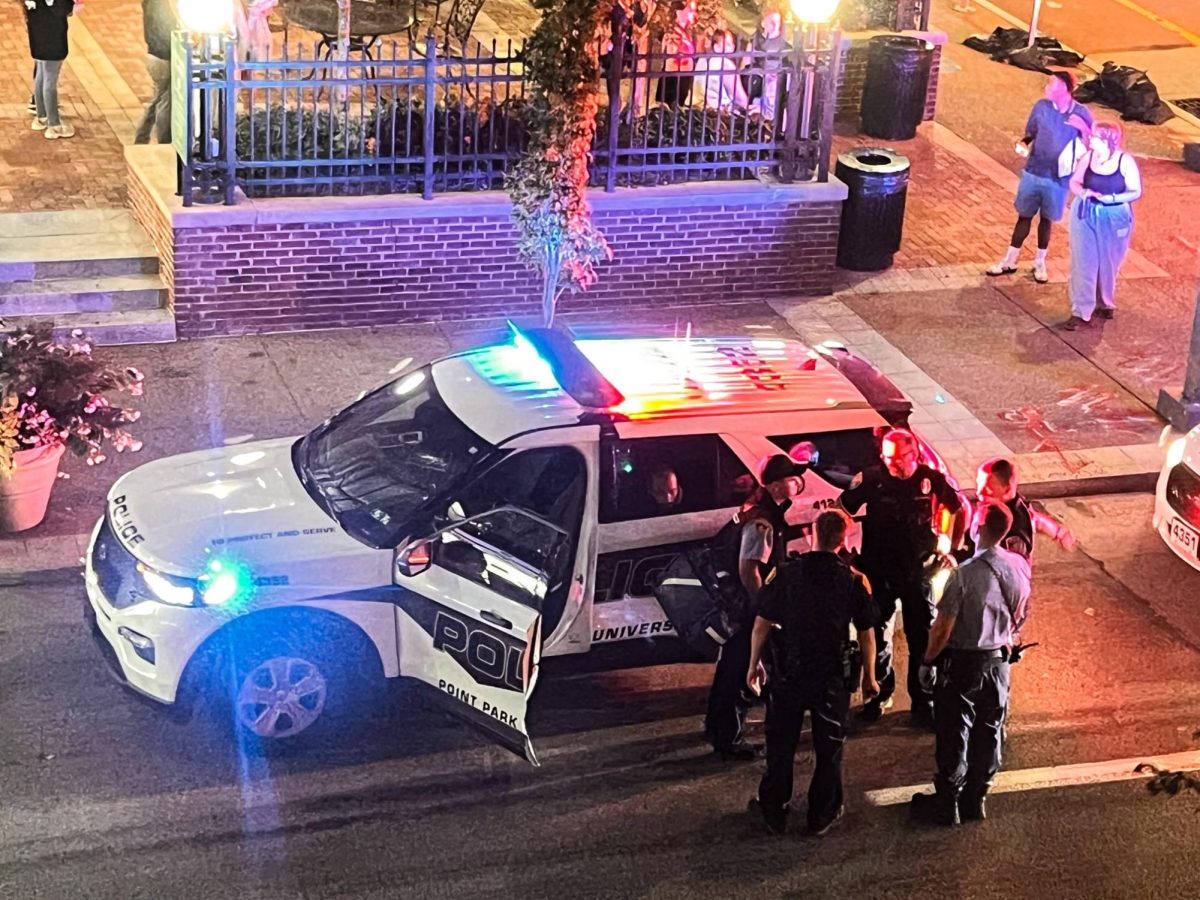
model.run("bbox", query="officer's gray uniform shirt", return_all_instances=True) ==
[939,547,1032,651]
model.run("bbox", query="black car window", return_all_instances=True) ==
[769,428,879,489]
[439,447,587,618]
[600,435,752,523]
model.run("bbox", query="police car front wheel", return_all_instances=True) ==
[235,655,329,740]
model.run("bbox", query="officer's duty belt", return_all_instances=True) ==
[944,647,1008,661]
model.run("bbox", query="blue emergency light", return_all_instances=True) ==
[508,324,626,411]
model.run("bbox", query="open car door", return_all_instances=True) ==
[392,505,578,765]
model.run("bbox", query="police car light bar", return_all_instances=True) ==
[513,325,626,411]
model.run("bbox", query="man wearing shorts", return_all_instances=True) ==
[986,72,1092,284]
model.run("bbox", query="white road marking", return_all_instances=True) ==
[968,0,1031,30]
[865,749,1200,806]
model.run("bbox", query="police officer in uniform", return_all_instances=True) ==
[839,429,967,728]
[911,502,1032,826]
[746,510,879,835]
[704,454,804,760]
[977,457,1076,563]
[973,457,1075,639]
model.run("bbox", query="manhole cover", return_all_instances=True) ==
[1174,98,1200,117]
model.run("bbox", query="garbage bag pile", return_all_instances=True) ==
[963,27,1084,72]
[1074,62,1175,125]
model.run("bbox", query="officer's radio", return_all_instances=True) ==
[841,639,863,692]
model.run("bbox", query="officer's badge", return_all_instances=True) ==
[920,477,931,495]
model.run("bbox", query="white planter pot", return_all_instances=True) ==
[0,444,66,533]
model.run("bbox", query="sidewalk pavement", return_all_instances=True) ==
[3,2,1198,576]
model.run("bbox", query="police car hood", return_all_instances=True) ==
[106,437,364,577]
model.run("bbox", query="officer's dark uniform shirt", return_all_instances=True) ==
[839,464,962,577]
[1000,495,1036,562]
[962,494,1036,563]
[758,552,875,691]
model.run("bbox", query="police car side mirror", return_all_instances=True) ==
[395,540,432,578]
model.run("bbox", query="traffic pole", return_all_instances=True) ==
[1157,281,1200,433]
[1027,0,1043,48]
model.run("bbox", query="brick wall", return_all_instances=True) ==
[835,31,946,126]
[127,162,176,312]
[126,150,847,339]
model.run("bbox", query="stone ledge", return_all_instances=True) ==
[127,145,848,230]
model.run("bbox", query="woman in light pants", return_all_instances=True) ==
[23,0,77,140]
[1062,122,1142,330]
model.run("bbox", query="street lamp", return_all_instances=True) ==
[789,0,840,22]
[178,0,235,38]
[789,0,840,142]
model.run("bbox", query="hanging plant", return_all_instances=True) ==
[506,0,613,326]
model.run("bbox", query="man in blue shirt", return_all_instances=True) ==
[911,502,1032,826]
[986,72,1093,284]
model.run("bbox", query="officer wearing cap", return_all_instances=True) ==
[911,501,1031,826]
[704,453,804,760]
[839,428,967,729]
[745,510,879,835]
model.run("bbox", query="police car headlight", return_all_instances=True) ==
[137,564,197,607]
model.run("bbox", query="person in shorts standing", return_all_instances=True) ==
[986,72,1092,284]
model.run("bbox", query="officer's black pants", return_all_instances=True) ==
[867,574,935,716]
[705,626,752,750]
[934,655,1010,801]
[758,683,850,829]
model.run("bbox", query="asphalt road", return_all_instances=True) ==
[964,0,1200,53]
[2,494,1200,899]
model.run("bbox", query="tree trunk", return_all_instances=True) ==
[542,245,563,327]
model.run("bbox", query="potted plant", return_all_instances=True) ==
[0,323,145,533]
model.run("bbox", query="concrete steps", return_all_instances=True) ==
[0,274,167,316]
[0,209,175,345]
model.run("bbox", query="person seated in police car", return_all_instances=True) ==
[746,510,879,836]
[911,501,1032,827]
[704,453,805,761]
[838,429,968,730]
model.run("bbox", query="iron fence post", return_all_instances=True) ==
[817,28,842,183]
[182,39,194,207]
[223,38,237,205]
[423,33,438,200]
[776,27,805,183]
[605,10,624,193]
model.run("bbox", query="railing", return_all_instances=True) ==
[174,28,841,206]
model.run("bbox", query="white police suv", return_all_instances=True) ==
[1154,424,1200,572]
[85,326,953,763]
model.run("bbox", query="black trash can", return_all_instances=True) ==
[860,35,934,141]
[835,147,910,272]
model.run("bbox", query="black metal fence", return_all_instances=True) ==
[177,28,841,206]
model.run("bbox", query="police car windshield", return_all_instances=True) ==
[296,366,493,548]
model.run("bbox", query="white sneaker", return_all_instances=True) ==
[44,123,76,140]
[985,261,1017,276]
[1033,261,1049,283]
[31,117,48,131]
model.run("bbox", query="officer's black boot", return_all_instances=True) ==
[960,791,987,821]
[910,791,960,827]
